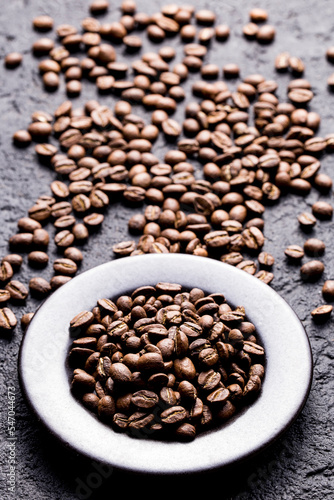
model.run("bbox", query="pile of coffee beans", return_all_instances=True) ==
[2,2,334,335]
[68,282,265,441]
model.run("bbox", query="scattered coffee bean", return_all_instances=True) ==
[0,289,11,304]
[28,251,49,268]
[29,277,52,297]
[21,312,34,330]
[285,245,304,261]
[303,238,325,257]
[5,280,29,301]
[33,15,54,31]
[4,52,23,68]
[311,304,332,322]
[300,260,325,282]
[322,280,334,302]
[0,307,17,331]
[312,201,333,220]
[249,8,268,23]
[298,212,317,231]
[256,25,275,44]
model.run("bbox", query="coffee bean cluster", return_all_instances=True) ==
[2,2,334,335]
[68,282,265,441]
[28,2,234,97]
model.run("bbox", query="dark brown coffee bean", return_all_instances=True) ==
[131,390,159,409]
[300,260,325,281]
[109,362,132,384]
[70,310,94,334]
[71,368,96,392]
[322,280,334,302]
[160,406,187,425]
[304,238,325,257]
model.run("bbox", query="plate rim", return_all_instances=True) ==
[18,254,313,474]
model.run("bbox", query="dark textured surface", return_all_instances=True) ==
[0,0,333,498]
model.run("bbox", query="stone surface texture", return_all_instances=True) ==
[0,0,333,499]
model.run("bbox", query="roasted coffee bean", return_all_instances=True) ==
[195,9,216,25]
[0,261,14,282]
[300,260,325,281]
[2,254,22,271]
[215,24,230,41]
[27,203,52,223]
[54,230,75,248]
[285,245,304,261]
[256,25,276,43]
[70,310,94,335]
[5,280,29,301]
[322,280,334,302]
[298,212,317,231]
[258,251,275,269]
[53,258,78,276]
[160,406,187,425]
[243,22,259,39]
[0,289,11,304]
[21,312,34,330]
[5,52,23,68]
[33,15,54,31]
[311,304,333,322]
[249,7,268,22]
[64,247,84,263]
[68,283,264,440]
[0,307,17,331]
[29,277,52,297]
[28,251,49,267]
[32,228,50,247]
[13,129,32,146]
[312,201,333,220]
[304,238,325,257]
[50,275,72,290]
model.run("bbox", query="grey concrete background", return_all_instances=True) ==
[0,0,333,498]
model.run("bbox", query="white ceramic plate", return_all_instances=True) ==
[18,254,313,474]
